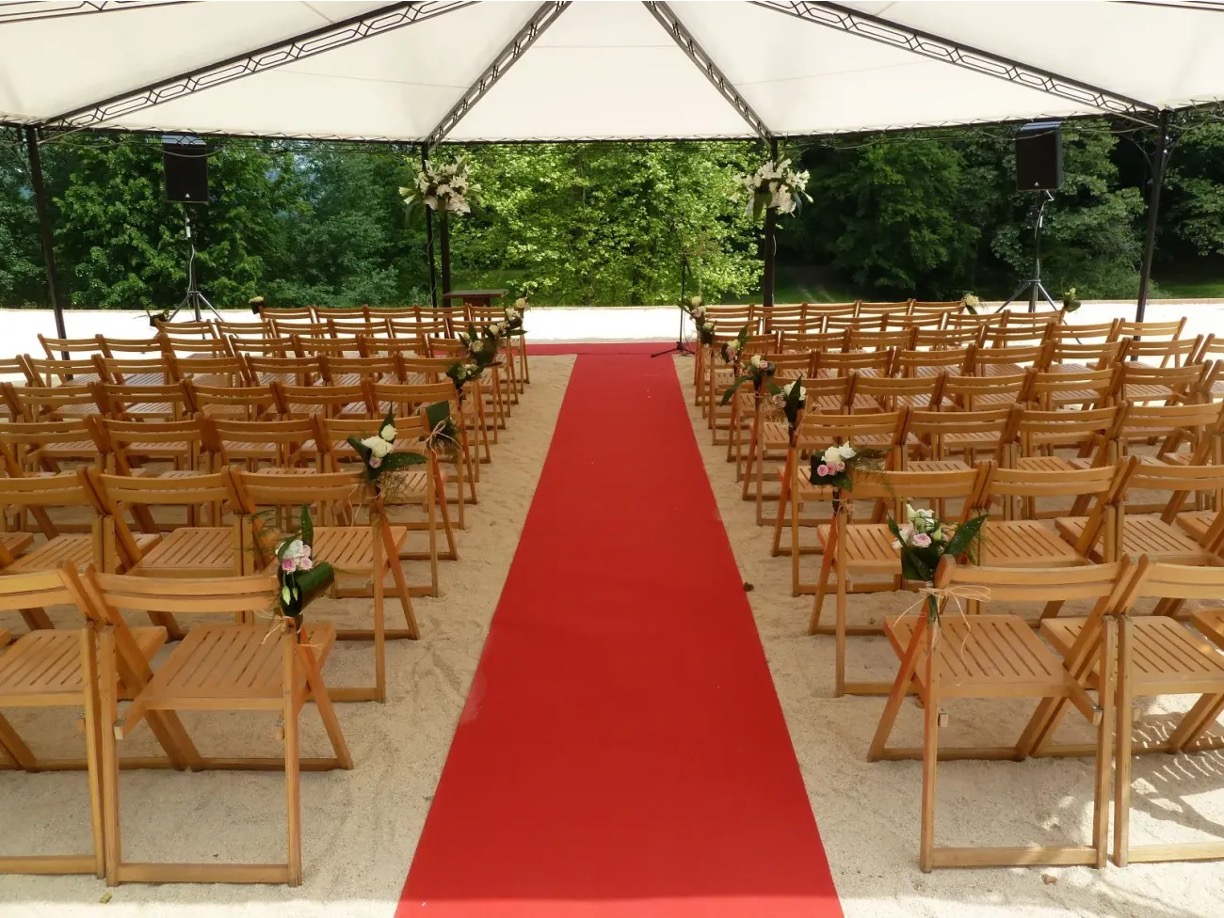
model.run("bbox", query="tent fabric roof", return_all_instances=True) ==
[1,0,1221,143]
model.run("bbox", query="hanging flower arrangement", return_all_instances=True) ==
[458,324,502,367]
[274,506,335,628]
[504,297,529,336]
[721,353,777,405]
[889,506,987,624]
[347,409,428,488]
[961,293,981,315]
[1062,287,1082,313]
[772,377,806,438]
[446,361,484,398]
[737,158,811,220]
[399,158,482,215]
[682,296,716,345]
[720,323,751,366]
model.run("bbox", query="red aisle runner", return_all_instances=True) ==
[398,349,842,916]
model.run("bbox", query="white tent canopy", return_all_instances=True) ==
[2,1,1223,144]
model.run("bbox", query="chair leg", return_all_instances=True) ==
[835,559,848,697]
[282,638,303,887]
[372,539,387,704]
[919,658,940,873]
[1113,616,1134,867]
[868,623,924,761]
[1092,616,1118,869]
[383,527,420,641]
[770,460,791,557]
[80,628,106,879]
[1169,693,1224,753]
[300,644,353,770]
[809,526,836,636]
[97,628,122,887]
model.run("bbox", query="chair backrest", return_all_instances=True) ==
[86,568,278,625]
[852,462,993,521]
[38,335,103,359]
[367,380,459,420]
[846,328,916,352]
[291,335,356,358]
[895,345,973,376]
[200,416,318,469]
[1027,367,1118,410]
[93,355,172,385]
[1042,339,1124,372]
[0,418,96,473]
[907,406,1013,462]
[1127,557,1224,604]
[94,382,190,420]
[913,326,984,350]
[397,355,460,384]
[942,372,1026,410]
[10,381,99,421]
[882,313,944,332]
[272,381,372,418]
[855,300,911,318]
[258,306,315,321]
[1112,318,1185,343]
[1114,400,1223,451]
[160,334,232,357]
[94,417,203,474]
[229,468,367,534]
[854,373,945,411]
[778,330,847,354]
[225,335,297,358]
[321,354,403,384]
[1120,334,1201,368]
[243,354,324,386]
[182,379,277,420]
[815,348,893,377]
[1048,321,1119,344]
[795,409,908,464]
[213,319,269,339]
[799,375,855,413]
[0,567,86,618]
[99,337,165,358]
[970,344,1047,374]
[0,463,100,541]
[1012,404,1121,456]
[155,319,218,339]
[388,316,450,339]
[21,355,103,387]
[329,317,390,339]
[169,354,247,387]
[267,318,329,339]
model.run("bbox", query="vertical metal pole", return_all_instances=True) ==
[439,209,452,297]
[1136,110,1171,323]
[420,146,438,310]
[24,125,68,350]
[762,137,779,309]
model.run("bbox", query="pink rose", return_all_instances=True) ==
[281,558,296,572]
[299,557,313,571]
[835,461,846,472]
[911,532,932,548]
[369,456,382,469]
[816,463,829,477]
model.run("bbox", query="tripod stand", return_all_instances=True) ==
[168,206,220,322]
[652,254,695,358]
[999,190,1057,313]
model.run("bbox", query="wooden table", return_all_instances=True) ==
[442,289,507,310]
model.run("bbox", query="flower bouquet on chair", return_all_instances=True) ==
[504,297,528,336]
[347,409,429,488]
[809,441,886,512]
[446,361,484,401]
[773,377,806,441]
[889,505,987,624]
[275,506,335,636]
[682,296,716,346]
[721,353,777,405]
[458,324,502,369]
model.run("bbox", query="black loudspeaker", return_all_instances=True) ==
[162,137,208,203]
[1014,121,1063,191]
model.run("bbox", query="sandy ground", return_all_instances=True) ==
[0,355,576,918]
[673,356,1224,918]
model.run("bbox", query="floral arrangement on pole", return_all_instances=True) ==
[889,505,987,624]
[737,159,811,220]
[458,324,502,368]
[1062,287,1082,313]
[720,323,751,366]
[721,353,777,405]
[682,295,717,346]
[960,293,981,315]
[274,506,335,633]
[399,158,482,216]
[347,409,429,488]
[446,361,484,400]
[773,377,806,440]
[504,296,528,336]
[808,441,887,496]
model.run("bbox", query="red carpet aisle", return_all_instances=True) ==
[399,347,842,917]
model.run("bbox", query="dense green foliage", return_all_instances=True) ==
[2,119,1224,309]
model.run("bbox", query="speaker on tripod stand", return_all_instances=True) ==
[1001,121,1063,313]
[162,135,218,321]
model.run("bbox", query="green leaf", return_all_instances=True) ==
[382,451,427,470]
[721,375,752,405]
[945,513,988,561]
[425,400,451,431]
[346,434,370,458]
[299,505,313,549]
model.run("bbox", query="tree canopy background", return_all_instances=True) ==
[2,120,1223,309]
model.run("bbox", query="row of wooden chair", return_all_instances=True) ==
[876,552,1224,870]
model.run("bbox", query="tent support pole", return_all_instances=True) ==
[1136,110,1171,323]
[24,125,68,352]
[762,138,779,309]
[439,210,452,299]
[421,147,439,311]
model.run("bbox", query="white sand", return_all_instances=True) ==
[0,356,575,917]
[673,356,1224,918]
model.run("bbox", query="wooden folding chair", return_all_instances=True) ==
[772,409,909,598]
[1026,367,1118,411]
[182,379,277,421]
[230,469,417,703]
[368,379,476,518]
[321,353,402,387]
[895,345,974,378]
[225,334,297,358]
[37,335,104,360]
[0,418,100,475]
[14,379,100,421]
[272,381,372,419]
[316,413,456,596]
[244,354,325,387]
[169,353,247,389]
[811,462,992,696]
[0,569,108,877]
[86,570,350,886]
[814,348,893,379]
[1117,360,1208,407]
[911,327,983,351]
[1042,559,1224,865]
[905,406,1014,475]
[869,556,1129,871]
[94,382,191,422]
[155,319,218,339]
[745,375,853,526]
[20,355,104,389]
[92,355,171,387]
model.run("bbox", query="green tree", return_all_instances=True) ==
[0,132,45,307]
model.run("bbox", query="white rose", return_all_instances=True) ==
[361,436,391,458]
[750,354,762,369]
[470,340,483,353]
[823,446,842,465]
[380,424,397,442]
[839,444,855,459]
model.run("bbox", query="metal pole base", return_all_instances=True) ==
[997,279,1057,313]
[653,306,694,358]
